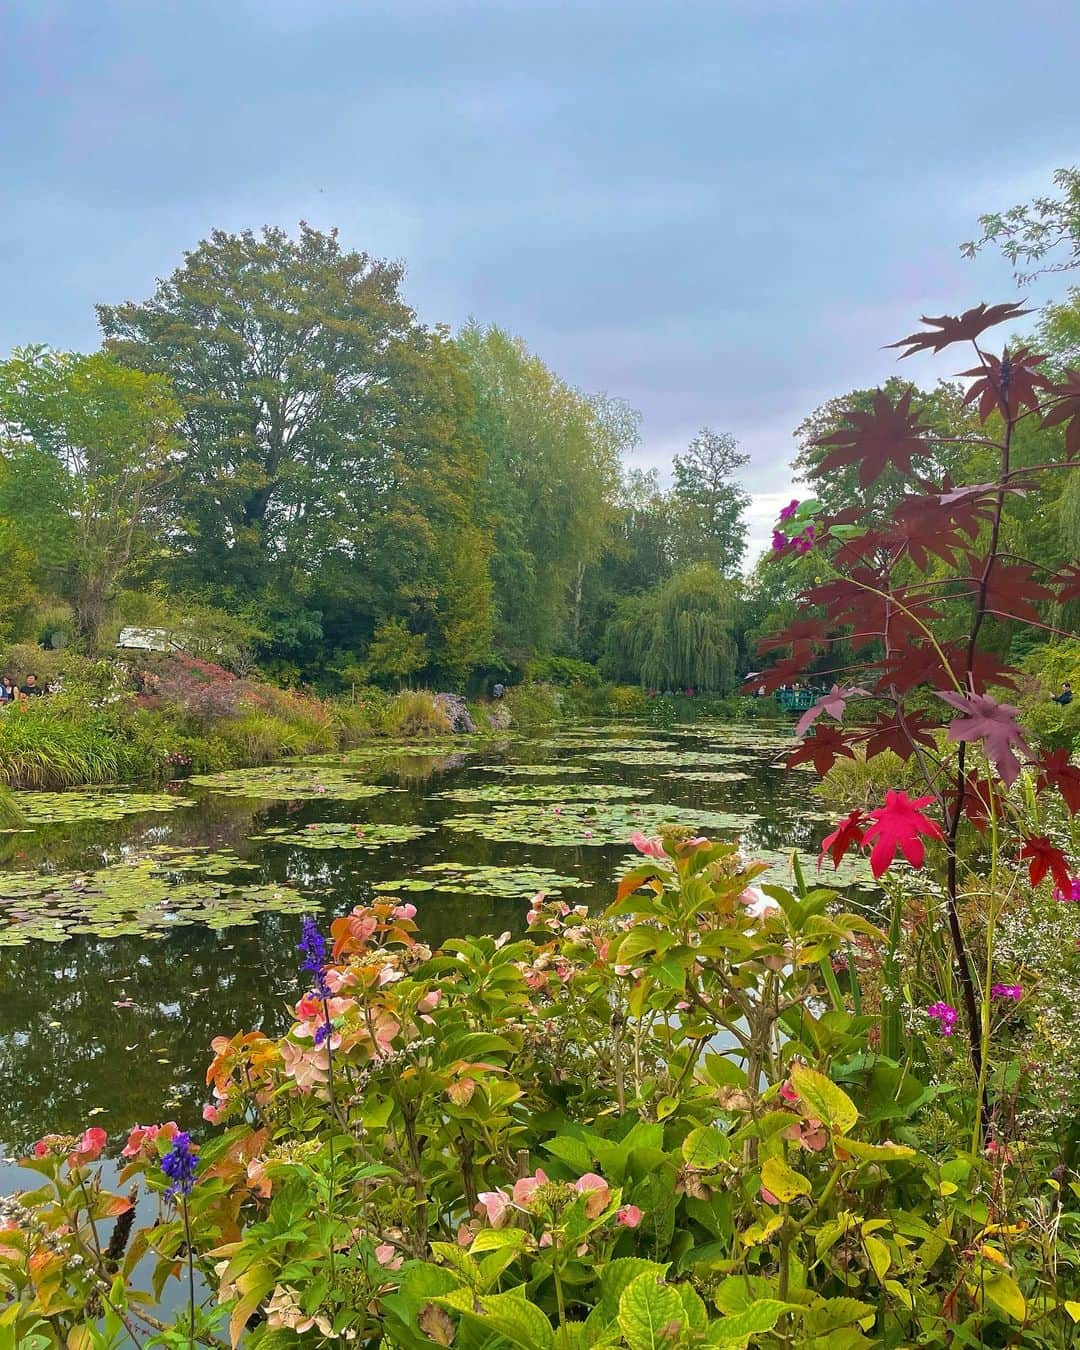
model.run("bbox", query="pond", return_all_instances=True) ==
[0,718,873,1153]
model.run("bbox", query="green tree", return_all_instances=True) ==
[98,224,493,678]
[669,428,750,575]
[962,165,1080,283]
[0,348,180,649]
[457,323,633,663]
[363,618,428,689]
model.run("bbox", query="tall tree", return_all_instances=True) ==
[98,224,492,681]
[457,323,631,664]
[669,428,750,576]
[0,348,180,649]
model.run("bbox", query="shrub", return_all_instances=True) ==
[524,653,602,687]
[502,680,563,728]
[372,689,454,738]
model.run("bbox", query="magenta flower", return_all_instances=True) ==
[990,983,1023,1002]
[771,531,788,552]
[779,499,800,522]
[793,524,816,554]
[927,1001,959,1036]
[1053,877,1080,903]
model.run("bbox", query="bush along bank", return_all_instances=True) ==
[0,650,544,790]
[6,829,1080,1347]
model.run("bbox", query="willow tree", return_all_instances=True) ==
[640,564,740,693]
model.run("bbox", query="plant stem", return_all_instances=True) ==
[182,1195,196,1350]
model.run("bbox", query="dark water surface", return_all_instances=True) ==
[0,719,869,1152]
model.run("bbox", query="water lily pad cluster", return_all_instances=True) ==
[187,766,400,800]
[473,763,590,777]
[14,790,197,826]
[444,800,756,847]
[584,748,747,767]
[0,846,309,946]
[435,782,646,804]
[660,770,751,783]
[530,737,676,753]
[251,822,432,851]
[373,863,588,898]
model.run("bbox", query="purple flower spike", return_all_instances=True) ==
[161,1131,197,1200]
[298,916,331,999]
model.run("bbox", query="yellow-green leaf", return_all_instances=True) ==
[982,1271,1026,1322]
[790,1064,858,1135]
[761,1155,812,1202]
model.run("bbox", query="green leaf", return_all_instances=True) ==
[761,1155,812,1202]
[982,1271,1026,1322]
[862,1235,891,1281]
[447,1290,555,1350]
[683,1126,729,1170]
[469,1227,529,1253]
[790,1064,858,1135]
[707,1299,795,1343]
[599,1259,670,1323]
[617,1272,686,1349]
[543,1134,596,1173]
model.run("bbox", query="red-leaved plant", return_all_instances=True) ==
[758,301,1079,1128]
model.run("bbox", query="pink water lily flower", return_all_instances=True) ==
[630,831,666,860]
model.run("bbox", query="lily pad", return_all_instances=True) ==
[0,846,311,947]
[187,766,401,800]
[373,863,588,899]
[474,763,590,777]
[16,790,197,825]
[660,771,751,783]
[529,737,676,753]
[435,782,647,804]
[250,821,432,851]
[584,749,747,767]
[443,801,757,847]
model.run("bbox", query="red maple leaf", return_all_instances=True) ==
[874,645,950,695]
[756,620,829,667]
[787,725,855,777]
[1038,368,1080,459]
[1035,748,1080,816]
[795,684,869,737]
[819,810,868,870]
[977,561,1055,626]
[862,791,943,879]
[1018,836,1073,892]
[1051,562,1080,606]
[748,659,806,695]
[861,709,940,761]
[958,347,1051,422]
[959,772,1004,834]
[943,645,1020,695]
[815,388,931,488]
[936,690,1033,786]
[885,500,968,571]
[888,302,1032,358]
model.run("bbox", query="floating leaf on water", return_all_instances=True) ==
[660,770,752,783]
[435,782,647,804]
[444,801,757,848]
[373,862,588,899]
[187,766,402,800]
[473,763,590,777]
[584,748,748,767]
[250,822,433,851]
[17,789,198,825]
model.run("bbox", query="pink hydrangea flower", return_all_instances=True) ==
[630,831,666,860]
[573,1172,611,1219]
[617,1204,643,1228]
[512,1169,548,1207]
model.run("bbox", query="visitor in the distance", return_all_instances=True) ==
[1053,680,1073,707]
[20,673,45,698]
[0,675,16,706]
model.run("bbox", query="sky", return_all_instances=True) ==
[2,0,1078,562]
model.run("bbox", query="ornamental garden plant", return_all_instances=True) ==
[2,300,1079,1347]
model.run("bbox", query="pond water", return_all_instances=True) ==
[0,718,872,1152]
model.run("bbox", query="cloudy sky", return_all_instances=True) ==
[2,0,1078,561]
